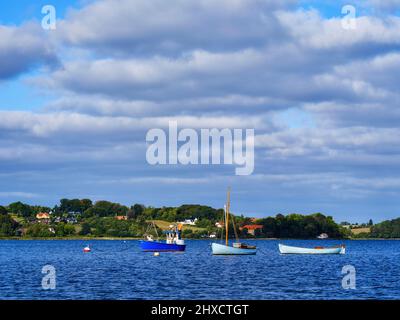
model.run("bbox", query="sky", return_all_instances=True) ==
[1,0,400,223]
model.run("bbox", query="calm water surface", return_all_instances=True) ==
[0,239,399,300]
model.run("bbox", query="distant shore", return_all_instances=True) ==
[0,237,399,241]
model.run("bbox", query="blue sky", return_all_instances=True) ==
[1,0,400,223]
[0,0,83,25]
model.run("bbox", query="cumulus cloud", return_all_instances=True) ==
[44,94,285,117]
[368,0,400,13]
[0,111,267,138]
[34,7,400,109]
[276,10,400,49]
[256,127,400,158]
[0,192,39,198]
[37,49,271,99]
[57,0,296,55]
[0,23,57,79]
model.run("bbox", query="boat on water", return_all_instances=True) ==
[140,222,186,252]
[211,188,257,255]
[279,243,345,255]
[211,242,256,255]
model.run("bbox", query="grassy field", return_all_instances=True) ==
[151,220,207,232]
[11,214,25,224]
[351,227,371,235]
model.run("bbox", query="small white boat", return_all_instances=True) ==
[279,243,345,255]
[212,243,256,255]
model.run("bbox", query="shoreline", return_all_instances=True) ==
[0,237,399,241]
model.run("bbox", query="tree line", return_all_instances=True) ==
[0,199,363,239]
[368,218,400,238]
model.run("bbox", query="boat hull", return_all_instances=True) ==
[279,244,345,255]
[211,243,256,255]
[140,240,186,252]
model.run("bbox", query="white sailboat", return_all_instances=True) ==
[211,188,257,255]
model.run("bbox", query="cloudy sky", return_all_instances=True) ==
[1,0,400,222]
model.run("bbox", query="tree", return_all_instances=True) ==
[59,198,93,214]
[80,222,91,236]
[25,224,54,237]
[368,219,373,226]
[8,202,33,218]
[0,206,8,215]
[127,204,145,220]
[80,199,93,212]
[370,218,400,238]
[56,223,76,236]
[256,213,346,239]
[83,201,128,218]
[133,204,144,215]
[260,217,276,238]
[0,214,19,236]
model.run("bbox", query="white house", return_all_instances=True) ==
[178,218,198,225]
[215,222,223,228]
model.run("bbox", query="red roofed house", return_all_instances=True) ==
[240,224,263,236]
[36,212,50,224]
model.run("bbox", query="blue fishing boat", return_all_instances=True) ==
[140,223,186,252]
[211,188,257,255]
[140,240,186,252]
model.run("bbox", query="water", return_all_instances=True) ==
[0,239,399,300]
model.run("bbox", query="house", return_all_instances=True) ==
[115,216,127,221]
[215,222,223,228]
[240,224,263,236]
[66,217,78,224]
[36,212,50,223]
[178,218,198,225]
[36,212,50,220]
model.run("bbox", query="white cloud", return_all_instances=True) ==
[0,192,39,198]
[276,10,400,49]
[57,0,295,55]
[0,23,57,79]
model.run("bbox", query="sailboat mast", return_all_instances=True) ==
[225,187,231,246]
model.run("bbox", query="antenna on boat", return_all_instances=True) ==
[225,187,231,246]
[221,205,226,242]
